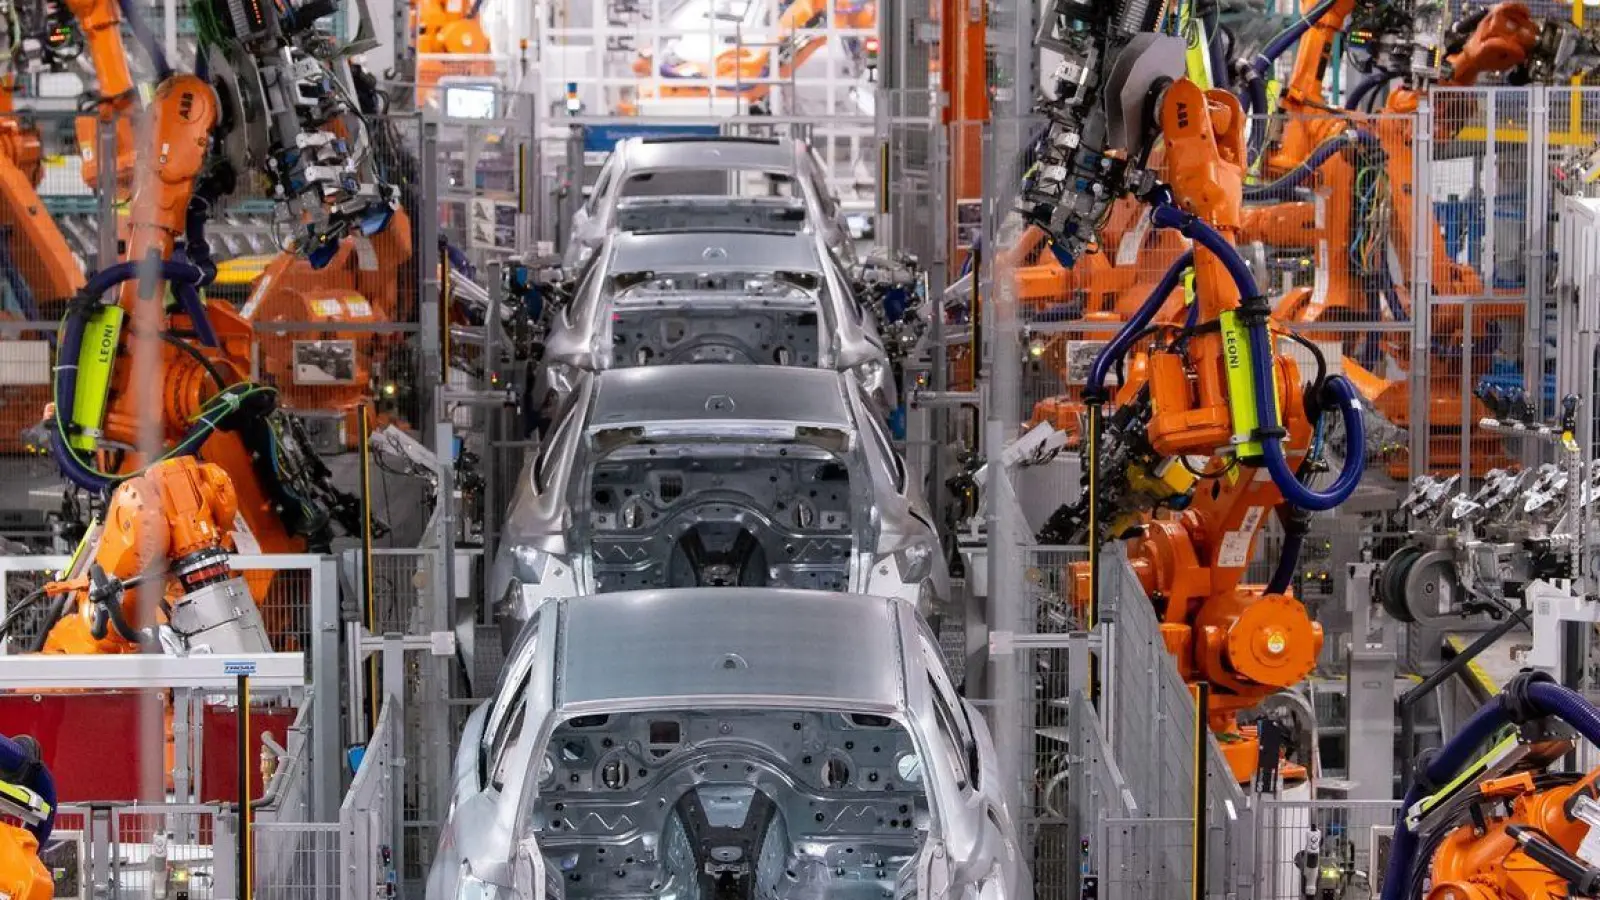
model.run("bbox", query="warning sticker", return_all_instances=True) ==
[1216,506,1266,568]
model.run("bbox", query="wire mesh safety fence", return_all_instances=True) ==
[532,0,880,127]
[1098,817,1196,900]
[0,553,329,655]
[254,822,343,900]
[1254,798,1402,900]
[46,804,357,900]
[341,697,402,900]
[347,546,483,882]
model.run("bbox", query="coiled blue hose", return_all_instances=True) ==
[1379,680,1600,900]
[1083,251,1195,400]
[1150,204,1365,510]
[0,734,56,844]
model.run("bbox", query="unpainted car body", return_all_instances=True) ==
[492,363,947,647]
[426,588,1030,900]
[536,230,893,419]
[567,136,855,267]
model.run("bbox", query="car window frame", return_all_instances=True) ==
[534,389,584,493]
[863,404,906,493]
[919,631,980,792]
[480,611,543,784]
[586,162,616,217]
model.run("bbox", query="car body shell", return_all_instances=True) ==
[425,588,1031,900]
[535,230,894,415]
[492,363,948,647]
[566,136,855,267]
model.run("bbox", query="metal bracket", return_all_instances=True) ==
[989,630,1102,655]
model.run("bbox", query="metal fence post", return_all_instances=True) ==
[1525,85,1553,425]
[980,115,1030,835]
[1409,99,1436,479]
[96,122,118,270]
[215,809,238,899]
[419,116,443,445]
[380,638,408,888]
[313,556,343,822]
[87,807,113,900]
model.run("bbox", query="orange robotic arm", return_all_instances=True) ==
[61,0,139,195]
[1038,80,1334,782]
[1262,0,1359,177]
[40,454,271,655]
[0,102,87,305]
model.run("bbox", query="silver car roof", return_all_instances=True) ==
[608,230,822,275]
[554,588,907,708]
[589,365,851,428]
[620,137,799,173]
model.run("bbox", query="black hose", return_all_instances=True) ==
[1282,327,1329,394]
[160,332,228,394]
[27,595,66,653]
[0,587,48,642]
[97,587,145,644]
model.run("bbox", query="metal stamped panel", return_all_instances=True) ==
[555,588,906,709]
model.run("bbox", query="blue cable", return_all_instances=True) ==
[1084,251,1195,400]
[1150,203,1366,511]
[1379,679,1600,900]
[0,734,56,843]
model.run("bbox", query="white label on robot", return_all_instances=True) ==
[232,512,263,555]
[1216,506,1265,568]
[1579,823,1600,868]
[1115,209,1153,266]
[242,280,270,320]
[354,236,378,271]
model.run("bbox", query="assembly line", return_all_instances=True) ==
[0,0,1599,897]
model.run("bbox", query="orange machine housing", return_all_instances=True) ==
[0,83,86,454]
[41,455,245,654]
[241,210,414,440]
[0,824,51,900]
[1425,768,1600,900]
[1244,3,1547,477]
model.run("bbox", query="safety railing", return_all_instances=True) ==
[340,697,402,900]
[344,544,484,885]
[1254,798,1402,900]
[40,697,401,900]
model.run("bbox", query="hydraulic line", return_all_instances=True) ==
[1201,2,1231,89]
[1252,0,1342,79]
[1084,251,1196,399]
[1240,0,1341,161]
[1149,204,1366,510]
[1245,77,1271,161]
[1243,128,1383,200]
[0,734,56,843]
[1344,72,1392,109]
[50,259,207,492]
[1379,677,1600,900]
[1265,526,1304,594]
